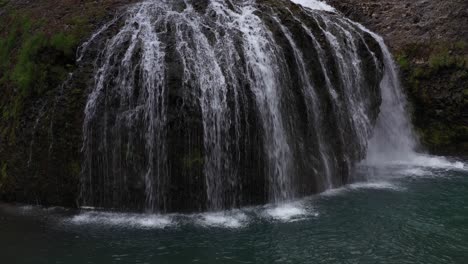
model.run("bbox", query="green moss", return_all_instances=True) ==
[50,33,78,57]
[426,128,452,147]
[69,161,81,178]
[11,33,47,96]
[399,41,467,73]
[0,15,31,80]
[427,42,467,71]
[458,69,468,80]
[396,55,410,71]
[454,41,467,50]
[400,42,467,93]
[407,67,426,94]
[67,16,91,39]
[0,14,78,88]
[0,0,9,8]
[428,51,457,70]
[0,163,7,190]
[417,123,468,152]
[455,125,468,138]
[0,12,83,145]
[418,126,444,148]
[182,151,204,170]
[0,16,28,77]
[9,31,79,97]
[398,41,468,152]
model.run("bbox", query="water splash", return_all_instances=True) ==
[196,211,249,228]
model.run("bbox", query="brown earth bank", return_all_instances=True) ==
[0,0,466,208]
[326,0,468,154]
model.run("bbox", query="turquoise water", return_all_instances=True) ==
[1,157,467,264]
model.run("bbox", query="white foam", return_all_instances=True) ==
[264,202,315,222]
[79,206,100,210]
[398,168,431,176]
[196,212,248,228]
[69,210,250,229]
[363,153,466,171]
[349,181,403,190]
[69,212,174,229]
[19,205,35,211]
[289,0,336,12]
[322,181,403,197]
[406,155,466,170]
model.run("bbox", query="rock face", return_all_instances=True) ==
[4,0,463,211]
[0,0,139,206]
[326,0,468,154]
[327,0,468,50]
[0,0,385,211]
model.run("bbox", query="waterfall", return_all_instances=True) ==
[360,31,419,164]
[77,0,396,212]
[291,0,419,164]
[341,19,419,165]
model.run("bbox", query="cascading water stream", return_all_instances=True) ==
[294,1,466,175]
[76,0,413,212]
[292,0,419,162]
[359,29,419,164]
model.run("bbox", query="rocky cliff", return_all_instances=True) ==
[0,0,138,206]
[0,0,466,209]
[0,0,386,210]
[327,0,468,154]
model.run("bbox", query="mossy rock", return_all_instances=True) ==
[396,41,467,154]
[0,163,7,190]
[0,0,138,207]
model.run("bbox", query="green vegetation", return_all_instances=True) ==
[419,125,455,148]
[0,0,112,148]
[0,13,82,145]
[0,15,31,82]
[69,161,81,179]
[397,42,468,79]
[0,0,9,8]
[395,41,468,97]
[50,33,78,57]
[0,163,7,190]
[418,124,468,150]
[428,50,467,71]
[11,33,48,95]
[396,41,468,153]
[0,15,80,96]
[0,0,135,206]
[396,55,410,71]
[183,150,204,170]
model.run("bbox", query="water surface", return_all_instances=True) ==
[1,156,467,264]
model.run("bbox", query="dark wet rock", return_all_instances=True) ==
[0,0,384,211]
